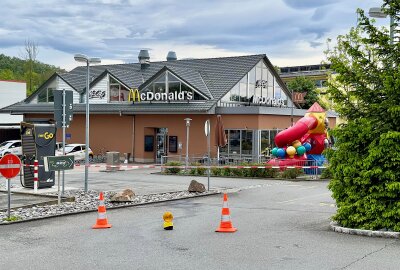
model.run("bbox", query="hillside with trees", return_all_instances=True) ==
[0,52,65,96]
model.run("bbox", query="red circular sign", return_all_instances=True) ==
[0,154,21,179]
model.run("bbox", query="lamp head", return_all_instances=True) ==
[74,54,101,64]
[74,53,89,63]
[184,118,192,126]
[368,7,388,18]
[89,57,101,64]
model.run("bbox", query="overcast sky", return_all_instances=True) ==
[0,0,388,71]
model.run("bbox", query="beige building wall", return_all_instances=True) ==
[25,112,336,163]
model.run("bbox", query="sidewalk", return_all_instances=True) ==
[0,191,62,211]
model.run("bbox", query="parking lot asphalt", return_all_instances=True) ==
[0,164,327,210]
[1,180,399,270]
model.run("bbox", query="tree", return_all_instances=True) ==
[287,76,322,109]
[0,69,15,80]
[21,39,39,95]
[325,1,400,231]
[0,53,65,95]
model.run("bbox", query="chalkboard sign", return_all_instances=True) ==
[144,135,154,152]
[169,136,178,153]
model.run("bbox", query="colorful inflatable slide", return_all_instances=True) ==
[268,102,330,170]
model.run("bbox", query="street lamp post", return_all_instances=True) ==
[184,118,192,170]
[290,90,294,126]
[369,7,395,45]
[74,54,101,192]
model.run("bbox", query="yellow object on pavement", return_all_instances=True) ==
[163,211,174,230]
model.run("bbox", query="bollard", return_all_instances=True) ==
[34,159,38,193]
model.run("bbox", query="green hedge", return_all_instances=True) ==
[163,162,292,179]
[279,168,303,179]
[164,161,183,174]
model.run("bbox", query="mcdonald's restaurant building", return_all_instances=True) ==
[1,52,337,163]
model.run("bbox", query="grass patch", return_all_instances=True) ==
[2,215,22,222]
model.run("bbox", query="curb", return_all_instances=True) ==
[156,172,329,182]
[0,191,221,225]
[330,221,400,239]
[0,190,75,211]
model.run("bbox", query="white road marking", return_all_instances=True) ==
[277,192,331,204]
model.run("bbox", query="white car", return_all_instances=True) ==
[56,144,94,161]
[0,140,22,157]
[56,142,63,151]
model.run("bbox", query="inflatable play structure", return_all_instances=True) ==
[268,102,330,172]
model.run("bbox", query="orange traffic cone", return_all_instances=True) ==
[92,192,112,229]
[216,193,237,233]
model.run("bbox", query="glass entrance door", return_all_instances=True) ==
[156,128,168,164]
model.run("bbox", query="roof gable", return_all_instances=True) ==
[25,73,79,103]
[23,54,295,107]
[138,66,211,99]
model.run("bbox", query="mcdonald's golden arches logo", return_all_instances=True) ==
[128,89,141,102]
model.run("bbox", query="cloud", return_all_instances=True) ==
[282,0,336,9]
[0,0,388,70]
[309,41,324,48]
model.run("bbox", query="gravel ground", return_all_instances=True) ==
[0,189,217,224]
[0,182,21,189]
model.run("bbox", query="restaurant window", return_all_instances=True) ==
[229,130,241,155]
[221,91,230,102]
[230,83,240,102]
[260,130,270,153]
[141,71,205,101]
[241,130,253,155]
[222,129,254,158]
[269,129,279,148]
[222,60,290,105]
[260,129,282,156]
[38,87,54,103]
[154,73,166,94]
[109,77,130,102]
[239,75,248,102]
[267,70,274,97]
[248,67,256,100]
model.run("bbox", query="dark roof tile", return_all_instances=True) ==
[1,54,295,114]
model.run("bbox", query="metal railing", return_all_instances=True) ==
[160,155,327,179]
[160,154,269,167]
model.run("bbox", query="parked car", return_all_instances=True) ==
[55,144,93,161]
[56,142,63,151]
[0,140,22,157]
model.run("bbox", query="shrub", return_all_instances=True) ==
[280,168,303,179]
[231,168,243,177]
[320,166,333,179]
[184,162,208,175]
[325,3,400,231]
[264,167,279,178]
[196,167,207,175]
[164,161,183,174]
[223,167,231,177]
[211,167,223,176]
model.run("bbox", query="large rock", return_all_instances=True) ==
[110,189,135,202]
[188,180,206,193]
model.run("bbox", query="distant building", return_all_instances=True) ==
[280,64,331,88]
[0,80,26,124]
[0,80,26,142]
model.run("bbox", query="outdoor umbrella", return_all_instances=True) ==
[215,115,227,162]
